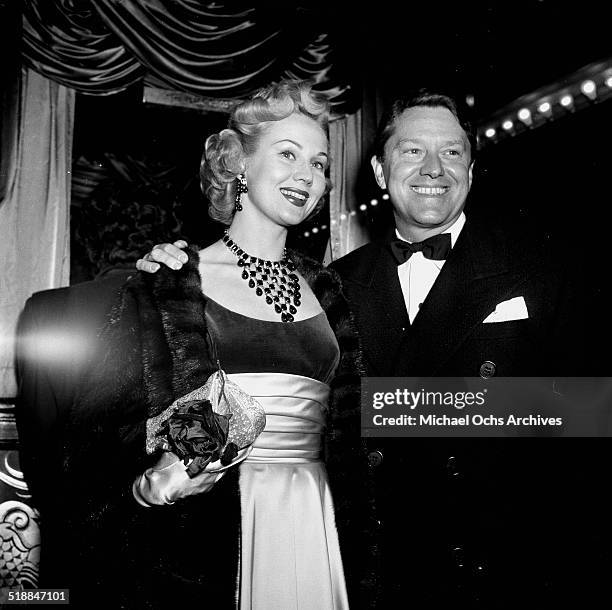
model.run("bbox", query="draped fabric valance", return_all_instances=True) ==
[22,0,355,112]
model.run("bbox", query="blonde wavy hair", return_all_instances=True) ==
[200,79,330,224]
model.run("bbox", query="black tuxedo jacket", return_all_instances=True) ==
[332,215,581,378]
[330,215,609,609]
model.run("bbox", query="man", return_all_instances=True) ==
[331,91,576,378]
[329,91,608,608]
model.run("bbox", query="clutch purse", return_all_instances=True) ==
[146,369,266,477]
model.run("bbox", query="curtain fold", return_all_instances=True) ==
[326,111,370,263]
[0,68,73,397]
[0,0,22,206]
[22,0,143,94]
[22,0,355,111]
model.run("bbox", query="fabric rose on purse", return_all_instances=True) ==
[147,370,265,477]
[160,399,238,477]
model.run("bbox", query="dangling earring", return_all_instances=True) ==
[235,173,248,212]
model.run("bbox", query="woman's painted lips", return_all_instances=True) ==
[280,188,309,207]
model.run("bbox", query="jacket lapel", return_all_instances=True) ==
[344,243,409,375]
[393,218,533,376]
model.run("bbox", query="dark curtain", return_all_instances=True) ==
[71,151,186,282]
[22,0,355,111]
[0,0,22,207]
[68,89,230,283]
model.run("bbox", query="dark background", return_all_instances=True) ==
[69,0,612,288]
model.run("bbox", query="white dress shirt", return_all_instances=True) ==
[396,213,466,324]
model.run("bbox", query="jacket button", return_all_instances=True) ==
[452,546,465,568]
[367,450,384,469]
[446,456,460,477]
[479,360,496,378]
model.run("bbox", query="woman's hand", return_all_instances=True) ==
[136,240,189,273]
[133,451,224,507]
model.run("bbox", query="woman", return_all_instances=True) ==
[57,80,377,609]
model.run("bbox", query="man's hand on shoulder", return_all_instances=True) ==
[136,240,188,273]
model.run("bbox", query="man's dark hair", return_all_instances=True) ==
[372,89,476,160]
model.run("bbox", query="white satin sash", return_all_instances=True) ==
[227,372,330,463]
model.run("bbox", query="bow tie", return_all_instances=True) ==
[389,233,452,265]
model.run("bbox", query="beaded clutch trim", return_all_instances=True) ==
[146,369,266,457]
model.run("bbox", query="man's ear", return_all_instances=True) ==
[468,161,474,190]
[370,155,387,190]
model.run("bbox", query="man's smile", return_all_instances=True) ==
[410,186,450,196]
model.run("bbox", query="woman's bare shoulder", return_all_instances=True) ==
[198,241,240,298]
[198,240,226,265]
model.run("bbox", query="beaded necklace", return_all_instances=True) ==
[222,230,301,323]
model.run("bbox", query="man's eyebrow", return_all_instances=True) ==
[274,139,328,157]
[442,139,467,147]
[397,137,466,147]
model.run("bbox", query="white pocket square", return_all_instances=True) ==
[483,296,529,323]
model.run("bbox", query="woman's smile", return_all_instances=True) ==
[280,187,309,207]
